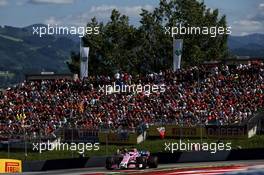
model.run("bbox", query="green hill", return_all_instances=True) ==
[0,25,78,88]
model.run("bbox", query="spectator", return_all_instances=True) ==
[0,62,263,139]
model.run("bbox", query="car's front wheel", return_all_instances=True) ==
[148,156,158,168]
[136,156,147,169]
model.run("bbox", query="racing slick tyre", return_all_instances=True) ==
[116,155,123,164]
[136,156,147,169]
[148,156,158,168]
[106,157,115,170]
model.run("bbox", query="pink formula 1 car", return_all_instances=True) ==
[105,148,158,170]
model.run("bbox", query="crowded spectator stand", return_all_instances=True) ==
[0,62,263,141]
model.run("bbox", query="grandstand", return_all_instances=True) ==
[0,61,263,141]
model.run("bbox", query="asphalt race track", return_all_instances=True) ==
[19,160,264,175]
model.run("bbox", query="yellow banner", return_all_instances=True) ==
[0,159,22,173]
[98,132,137,144]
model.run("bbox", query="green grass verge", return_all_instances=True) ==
[1,135,264,161]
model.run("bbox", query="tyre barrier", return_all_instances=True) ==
[23,157,89,172]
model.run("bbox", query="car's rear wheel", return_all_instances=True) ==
[136,156,147,169]
[106,157,115,170]
[148,156,158,168]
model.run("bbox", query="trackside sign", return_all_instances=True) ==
[148,125,250,139]
[0,159,22,173]
[205,126,247,139]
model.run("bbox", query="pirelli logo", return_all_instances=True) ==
[5,162,20,173]
[0,159,22,173]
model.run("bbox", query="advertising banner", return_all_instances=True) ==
[0,159,22,173]
[173,39,183,71]
[80,46,89,79]
[98,132,138,144]
[63,129,99,142]
[148,125,249,139]
[205,126,248,139]
[148,125,205,138]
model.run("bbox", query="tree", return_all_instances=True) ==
[67,0,229,75]
[141,0,229,66]
[67,51,80,74]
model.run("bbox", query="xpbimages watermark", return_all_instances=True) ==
[98,83,166,95]
[165,24,232,38]
[32,140,100,154]
[32,24,100,37]
[164,140,232,154]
